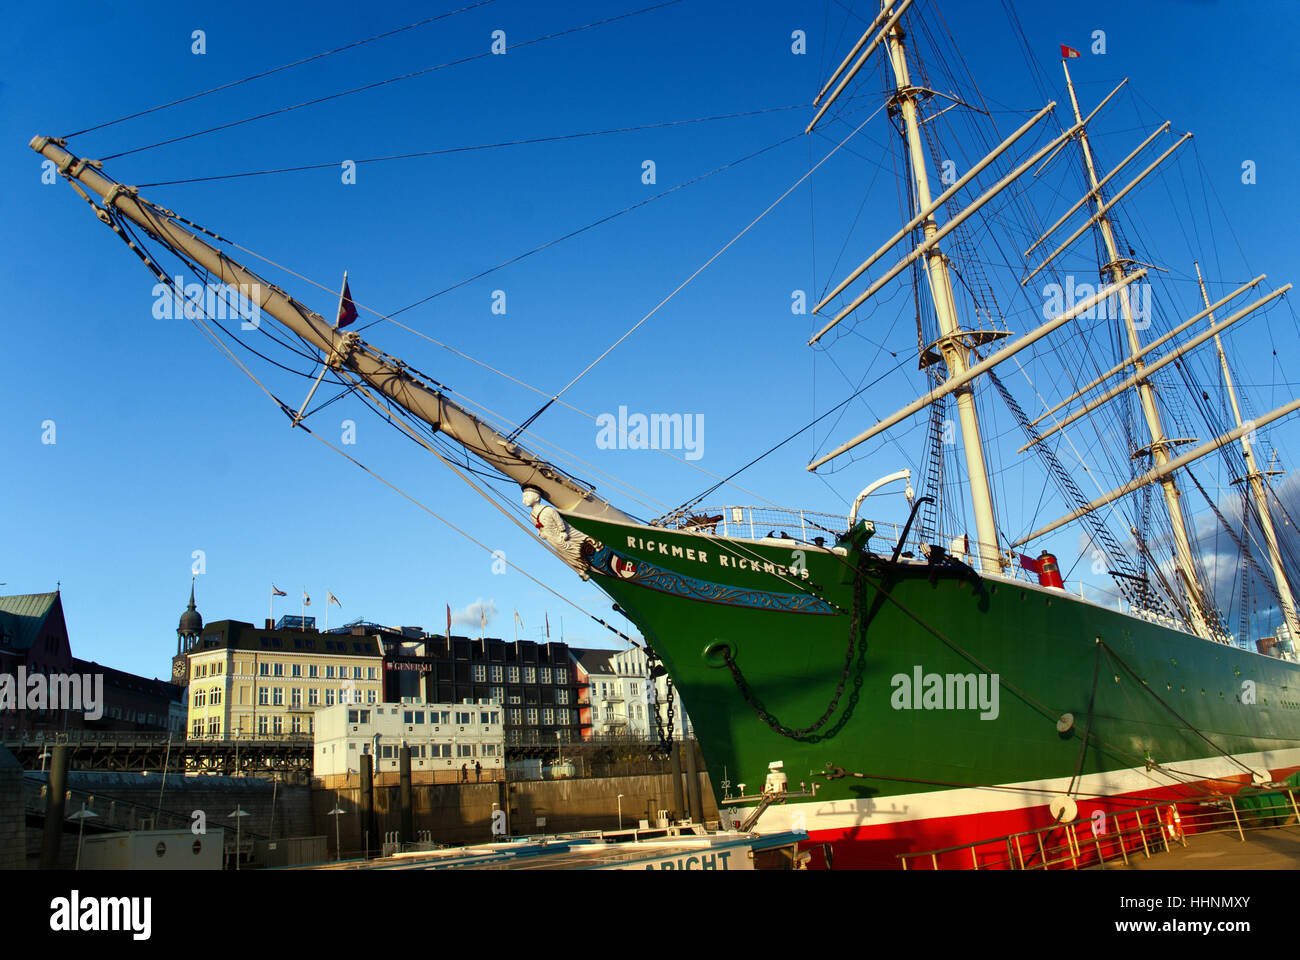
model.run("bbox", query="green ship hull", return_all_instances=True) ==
[565,512,1300,868]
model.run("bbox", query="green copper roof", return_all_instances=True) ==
[0,591,59,651]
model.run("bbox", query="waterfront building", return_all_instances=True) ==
[371,628,580,748]
[570,645,693,741]
[1,589,182,738]
[182,615,384,740]
[0,591,75,738]
[313,697,504,784]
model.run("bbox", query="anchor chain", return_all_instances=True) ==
[721,558,870,742]
[645,644,675,753]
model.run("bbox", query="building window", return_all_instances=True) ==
[192,719,203,737]
[523,666,536,684]
[308,688,319,706]
[489,665,503,683]
[556,688,569,705]
[630,683,639,696]
[525,707,538,725]
[540,667,552,684]
[352,666,362,679]
[291,664,301,678]
[308,665,318,679]
[290,688,302,708]
[325,689,335,706]
[489,711,500,725]
[506,665,520,683]
[259,663,269,676]
[541,707,554,725]
[272,716,282,734]
[457,743,474,758]
[291,716,302,733]
[367,667,376,680]
[194,689,205,707]
[258,716,268,735]
[326,665,335,679]
[366,689,376,704]
[273,663,283,677]
[455,711,472,725]
[272,688,284,706]
[472,664,486,682]
[210,688,222,705]
[592,705,599,720]
[554,667,567,684]
[207,717,220,736]
[480,712,491,725]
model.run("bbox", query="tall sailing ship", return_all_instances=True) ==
[32,1,1300,868]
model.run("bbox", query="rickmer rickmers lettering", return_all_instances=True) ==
[33,0,1300,869]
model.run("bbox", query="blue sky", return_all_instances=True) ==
[4,0,1300,678]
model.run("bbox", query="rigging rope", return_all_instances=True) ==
[99,0,686,160]
[137,105,809,187]
[62,0,499,138]
[506,100,888,443]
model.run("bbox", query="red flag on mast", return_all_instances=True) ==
[1060,44,1081,59]
[336,273,357,328]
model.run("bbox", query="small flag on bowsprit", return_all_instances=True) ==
[336,273,357,328]
[1060,44,1081,59]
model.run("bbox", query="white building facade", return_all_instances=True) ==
[314,697,505,780]
[573,645,692,740]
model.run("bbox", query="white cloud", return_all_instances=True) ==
[451,597,497,629]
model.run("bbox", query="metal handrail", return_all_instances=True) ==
[899,786,1300,870]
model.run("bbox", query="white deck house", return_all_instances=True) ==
[314,697,504,779]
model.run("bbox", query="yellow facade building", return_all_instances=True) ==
[180,618,384,739]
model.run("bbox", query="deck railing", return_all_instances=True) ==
[898,786,1300,870]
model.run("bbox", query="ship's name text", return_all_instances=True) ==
[625,536,811,580]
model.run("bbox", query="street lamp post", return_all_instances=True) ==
[328,795,348,861]
[227,806,249,870]
[69,803,98,870]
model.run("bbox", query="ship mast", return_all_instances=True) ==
[883,17,1002,574]
[1195,261,1300,641]
[1060,62,1214,637]
[29,136,635,526]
